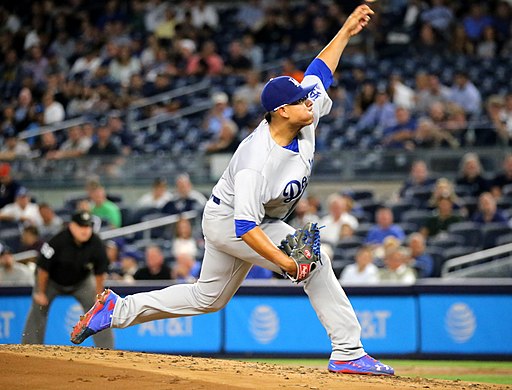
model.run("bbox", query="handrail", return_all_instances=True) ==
[129,100,212,132]
[17,116,87,140]
[441,242,512,276]
[13,211,198,263]
[128,80,210,111]
[99,210,197,240]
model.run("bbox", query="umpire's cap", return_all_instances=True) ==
[71,210,94,227]
[261,76,316,112]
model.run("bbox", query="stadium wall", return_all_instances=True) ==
[1,280,511,358]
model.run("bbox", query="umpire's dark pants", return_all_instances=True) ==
[22,276,114,348]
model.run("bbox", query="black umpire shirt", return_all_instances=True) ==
[37,228,109,286]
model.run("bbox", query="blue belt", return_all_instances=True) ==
[211,195,221,205]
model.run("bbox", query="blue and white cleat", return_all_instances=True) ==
[70,289,119,345]
[328,354,394,375]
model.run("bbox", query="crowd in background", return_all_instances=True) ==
[2,149,512,284]
[1,0,512,159]
[2,0,512,284]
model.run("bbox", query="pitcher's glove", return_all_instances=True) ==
[278,222,322,283]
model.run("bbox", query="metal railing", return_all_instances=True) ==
[442,242,512,278]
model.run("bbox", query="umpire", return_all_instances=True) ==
[22,210,114,348]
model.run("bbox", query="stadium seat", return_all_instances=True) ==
[401,209,433,231]
[447,221,483,249]
[443,246,475,262]
[336,236,364,251]
[425,247,445,278]
[481,223,512,249]
[428,233,466,249]
[390,199,416,223]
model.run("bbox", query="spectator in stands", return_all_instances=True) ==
[190,0,219,30]
[109,44,142,88]
[448,71,482,117]
[456,152,489,197]
[420,194,464,238]
[119,252,139,283]
[107,111,132,156]
[134,245,171,280]
[490,154,512,199]
[203,92,234,137]
[476,26,498,59]
[38,203,63,239]
[46,125,92,159]
[365,207,405,245]
[37,132,59,158]
[0,127,31,160]
[0,49,23,101]
[451,23,475,56]
[137,177,173,209]
[352,80,376,119]
[472,192,508,225]
[163,173,207,215]
[241,33,263,69]
[378,246,417,284]
[428,178,462,211]
[172,217,199,259]
[232,96,256,139]
[235,0,265,31]
[478,95,508,146]
[42,92,65,125]
[88,184,122,228]
[339,245,379,285]
[407,233,434,278]
[204,118,239,154]
[381,106,418,149]
[398,160,437,200]
[20,225,45,262]
[87,124,120,156]
[320,193,359,248]
[171,252,201,283]
[0,242,33,285]
[462,3,493,42]
[388,73,415,111]
[0,162,21,209]
[0,187,42,226]
[415,74,451,115]
[234,70,265,111]
[281,58,304,83]
[287,198,319,230]
[420,0,454,35]
[223,40,252,76]
[187,40,224,76]
[356,87,396,134]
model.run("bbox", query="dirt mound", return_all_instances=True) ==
[0,345,507,390]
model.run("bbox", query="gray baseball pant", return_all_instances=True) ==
[112,200,365,360]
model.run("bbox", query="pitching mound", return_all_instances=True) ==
[0,345,507,390]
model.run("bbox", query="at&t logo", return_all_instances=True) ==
[250,305,279,344]
[445,302,476,343]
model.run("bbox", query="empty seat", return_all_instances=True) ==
[447,221,483,249]
[336,236,364,251]
[443,246,475,261]
[481,222,512,249]
[401,209,432,230]
[428,232,466,249]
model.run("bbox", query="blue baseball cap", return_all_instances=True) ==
[261,76,316,112]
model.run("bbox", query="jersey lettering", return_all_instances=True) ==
[40,242,55,259]
[283,176,309,203]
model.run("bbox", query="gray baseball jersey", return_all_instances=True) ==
[111,73,366,361]
[211,74,331,223]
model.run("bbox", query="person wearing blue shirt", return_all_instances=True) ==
[365,207,405,245]
[472,192,509,225]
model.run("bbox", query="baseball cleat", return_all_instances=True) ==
[70,289,119,345]
[328,354,394,375]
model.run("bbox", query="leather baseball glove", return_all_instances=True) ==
[279,222,322,283]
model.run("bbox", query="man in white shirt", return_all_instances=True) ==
[0,243,34,285]
[319,193,359,246]
[137,178,173,209]
[339,245,379,285]
[0,187,43,226]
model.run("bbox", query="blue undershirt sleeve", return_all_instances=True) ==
[304,58,334,90]
[235,219,257,237]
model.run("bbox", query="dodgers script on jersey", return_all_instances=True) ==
[209,74,332,225]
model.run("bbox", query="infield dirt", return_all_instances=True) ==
[0,344,510,389]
